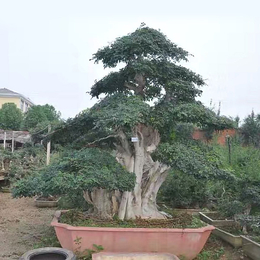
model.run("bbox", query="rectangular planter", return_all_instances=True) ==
[51,210,215,260]
[1,187,11,193]
[213,227,242,248]
[241,236,260,260]
[199,212,236,227]
[173,209,202,216]
[34,196,60,208]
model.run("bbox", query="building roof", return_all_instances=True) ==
[0,88,34,106]
[0,88,19,94]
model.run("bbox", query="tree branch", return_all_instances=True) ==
[85,134,119,147]
[124,82,137,91]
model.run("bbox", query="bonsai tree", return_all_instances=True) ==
[13,25,233,220]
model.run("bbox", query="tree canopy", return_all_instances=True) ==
[90,25,204,102]
[0,103,23,130]
[22,104,61,130]
[240,111,260,147]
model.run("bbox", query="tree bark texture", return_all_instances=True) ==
[83,124,170,220]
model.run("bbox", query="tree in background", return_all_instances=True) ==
[22,104,61,130]
[240,110,260,147]
[0,103,23,130]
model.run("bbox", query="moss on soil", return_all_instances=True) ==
[59,210,206,229]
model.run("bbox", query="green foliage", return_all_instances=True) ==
[217,199,245,218]
[0,103,23,130]
[90,24,204,101]
[159,170,208,208]
[211,140,260,217]
[8,143,46,181]
[154,141,232,180]
[172,123,194,141]
[50,25,233,149]
[150,101,234,141]
[51,94,151,148]
[58,192,89,210]
[22,104,61,130]
[91,24,189,68]
[90,94,150,129]
[196,247,225,260]
[240,111,260,147]
[12,148,136,198]
[74,238,103,260]
[157,140,235,210]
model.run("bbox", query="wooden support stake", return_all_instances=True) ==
[3,131,6,150]
[46,125,51,166]
[12,131,14,153]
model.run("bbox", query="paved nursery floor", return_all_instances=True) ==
[0,193,55,260]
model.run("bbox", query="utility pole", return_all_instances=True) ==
[46,125,51,165]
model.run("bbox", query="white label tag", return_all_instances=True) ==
[131,137,139,142]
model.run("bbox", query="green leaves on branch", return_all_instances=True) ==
[90,25,205,101]
[50,94,151,147]
[159,170,209,208]
[150,102,234,140]
[51,95,234,149]
[12,148,136,198]
[90,60,204,101]
[154,141,233,180]
[91,25,189,68]
[91,94,150,129]
[240,111,260,147]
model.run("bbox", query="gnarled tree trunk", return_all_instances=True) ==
[83,124,170,220]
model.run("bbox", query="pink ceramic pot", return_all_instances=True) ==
[51,211,214,260]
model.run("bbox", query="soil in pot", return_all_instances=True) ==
[59,210,206,228]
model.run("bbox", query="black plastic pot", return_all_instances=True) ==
[19,247,76,260]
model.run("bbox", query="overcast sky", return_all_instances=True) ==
[0,0,260,122]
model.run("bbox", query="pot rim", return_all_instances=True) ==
[19,247,75,260]
[34,196,61,202]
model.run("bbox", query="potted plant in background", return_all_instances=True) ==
[197,141,260,259]
[7,143,61,207]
